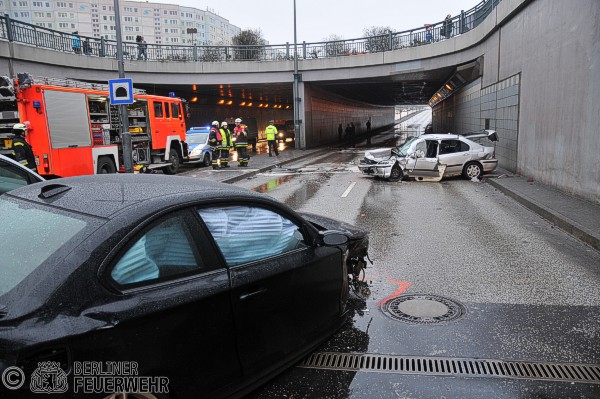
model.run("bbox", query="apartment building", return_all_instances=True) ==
[0,0,241,45]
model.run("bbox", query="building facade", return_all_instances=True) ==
[0,0,241,45]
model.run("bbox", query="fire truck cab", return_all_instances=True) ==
[15,75,186,178]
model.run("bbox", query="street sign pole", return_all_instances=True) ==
[114,0,133,173]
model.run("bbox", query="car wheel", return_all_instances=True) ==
[202,153,211,167]
[163,148,180,175]
[97,157,116,174]
[463,162,483,179]
[388,164,403,182]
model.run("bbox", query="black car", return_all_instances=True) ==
[0,174,369,399]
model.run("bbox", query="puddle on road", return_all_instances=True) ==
[251,174,296,193]
[284,179,324,209]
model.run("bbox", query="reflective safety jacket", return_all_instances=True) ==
[233,124,248,144]
[219,128,232,147]
[209,127,221,147]
[11,135,36,171]
[265,124,278,141]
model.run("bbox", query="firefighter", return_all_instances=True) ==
[208,120,222,170]
[10,123,37,171]
[233,117,249,167]
[219,121,232,168]
[265,120,279,157]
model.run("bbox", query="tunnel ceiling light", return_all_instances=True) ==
[285,105,290,109]
[191,96,198,102]
[226,100,233,105]
[445,84,453,90]
[264,104,269,108]
[247,102,253,107]
[192,84,197,91]
[217,99,225,104]
[258,104,263,107]
[240,101,246,106]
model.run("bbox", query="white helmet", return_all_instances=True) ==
[221,121,228,127]
[235,118,242,124]
[212,120,219,127]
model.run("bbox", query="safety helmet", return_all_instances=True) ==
[12,123,27,135]
[235,118,242,124]
[212,120,219,127]
[221,121,228,127]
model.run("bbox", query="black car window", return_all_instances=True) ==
[111,213,204,286]
[459,141,471,152]
[439,140,463,155]
[425,140,439,158]
[0,160,38,194]
[0,198,91,297]
[197,206,308,267]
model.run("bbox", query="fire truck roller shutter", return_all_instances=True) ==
[44,91,92,148]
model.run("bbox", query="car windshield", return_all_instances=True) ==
[186,133,208,144]
[0,197,93,297]
[395,137,418,157]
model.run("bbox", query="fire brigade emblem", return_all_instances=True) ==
[30,361,68,393]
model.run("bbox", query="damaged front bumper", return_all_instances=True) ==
[358,159,395,179]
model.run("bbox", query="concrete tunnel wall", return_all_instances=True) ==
[432,0,600,203]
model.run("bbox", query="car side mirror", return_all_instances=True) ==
[320,231,349,246]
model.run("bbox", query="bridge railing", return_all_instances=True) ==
[0,0,500,63]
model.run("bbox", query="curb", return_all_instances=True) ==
[221,148,330,184]
[486,179,600,252]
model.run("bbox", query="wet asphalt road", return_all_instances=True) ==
[220,145,600,398]
[175,125,600,398]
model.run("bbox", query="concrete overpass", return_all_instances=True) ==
[0,0,598,203]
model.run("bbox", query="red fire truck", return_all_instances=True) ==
[14,74,186,177]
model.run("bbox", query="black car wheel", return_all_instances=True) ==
[388,164,403,182]
[97,157,116,174]
[202,153,211,167]
[163,149,180,175]
[463,162,483,179]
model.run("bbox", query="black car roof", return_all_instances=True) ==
[5,174,264,218]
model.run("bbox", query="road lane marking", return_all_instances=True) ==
[341,182,357,198]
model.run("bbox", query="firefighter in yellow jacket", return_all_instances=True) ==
[218,121,232,168]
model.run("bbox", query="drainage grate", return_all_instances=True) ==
[381,294,465,324]
[300,352,600,384]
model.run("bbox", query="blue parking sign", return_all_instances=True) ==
[109,78,134,104]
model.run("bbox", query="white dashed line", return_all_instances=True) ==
[341,182,357,198]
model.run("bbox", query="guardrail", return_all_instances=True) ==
[0,0,500,63]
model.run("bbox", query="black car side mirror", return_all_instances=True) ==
[320,231,349,246]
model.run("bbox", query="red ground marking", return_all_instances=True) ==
[376,280,410,307]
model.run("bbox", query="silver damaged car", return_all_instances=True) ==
[358,130,498,182]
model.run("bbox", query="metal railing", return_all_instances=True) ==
[0,0,501,63]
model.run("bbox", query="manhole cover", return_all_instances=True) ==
[381,294,465,324]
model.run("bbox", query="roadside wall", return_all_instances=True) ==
[434,0,599,203]
[303,84,395,148]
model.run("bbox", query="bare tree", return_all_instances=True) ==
[363,26,393,52]
[232,29,266,61]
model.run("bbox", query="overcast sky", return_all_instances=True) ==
[134,0,479,44]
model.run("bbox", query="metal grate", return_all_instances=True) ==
[300,352,600,384]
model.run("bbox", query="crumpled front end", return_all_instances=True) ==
[358,155,395,179]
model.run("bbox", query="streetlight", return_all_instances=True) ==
[113,0,133,173]
[293,0,301,150]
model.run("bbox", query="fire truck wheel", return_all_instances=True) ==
[97,157,117,174]
[163,148,181,175]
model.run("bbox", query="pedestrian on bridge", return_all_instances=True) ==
[72,32,81,54]
[265,120,279,157]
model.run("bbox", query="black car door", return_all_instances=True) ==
[196,205,344,377]
[94,210,241,398]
